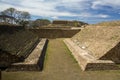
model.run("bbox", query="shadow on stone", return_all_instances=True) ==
[0,70,1,80]
[100,42,120,63]
[38,39,48,71]
[30,29,80,38]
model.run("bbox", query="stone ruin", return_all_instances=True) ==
[64,26,120,71]
[6,39,48,71]
[52,20,88,27]
[0,25,49,71]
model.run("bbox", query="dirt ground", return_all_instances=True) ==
[2,39,120,80]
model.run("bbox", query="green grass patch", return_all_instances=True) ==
[62,40,78,63]
[43,41,50,69]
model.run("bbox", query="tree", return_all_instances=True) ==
[1,8,16,17]
[0,7,31,26]
[15,11,22,24]
[16,11,30,26]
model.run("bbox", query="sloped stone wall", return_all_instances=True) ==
[72,26,120,61]
[0,51,20,68]
[30,29,80,38]
[100,42,120,63]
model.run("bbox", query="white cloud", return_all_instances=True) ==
[0,0,89,17]
[0,0,116,19]
[91,1,103,9]
[0,3,14,11]
[0,0,79,17]
[60,0,90,10]
[79,13,91,17]
[96,14,110,18]
[51,16,59,19]
[91,0,120,9]
[78,12,109,18]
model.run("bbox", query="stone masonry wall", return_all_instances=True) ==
[30,29,80,38]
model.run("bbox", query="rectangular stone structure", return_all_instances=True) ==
[6,39,48,71]
[64,39,119,71]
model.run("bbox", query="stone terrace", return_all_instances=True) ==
[6,39,48,71]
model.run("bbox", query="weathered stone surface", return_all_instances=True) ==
[6,39,48,71]
[100,42,120,63]
[0,70,1,80]
[64,39,119,71]
[30,28,80,38]
[72,26,120,63]
[85,60,119,71]
[0,52,20,68]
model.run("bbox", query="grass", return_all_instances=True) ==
[63,41,78,63]
[43,40,50,69]
[2,39,120,80]
[2,39,82,80]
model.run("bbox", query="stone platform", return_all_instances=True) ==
[64,39,119,71]
[6,39,48,71]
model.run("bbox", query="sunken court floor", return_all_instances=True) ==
[2,39,120,80]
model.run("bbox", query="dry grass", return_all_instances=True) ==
[72,26,120,58]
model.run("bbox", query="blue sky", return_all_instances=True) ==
[0,0,120,23]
